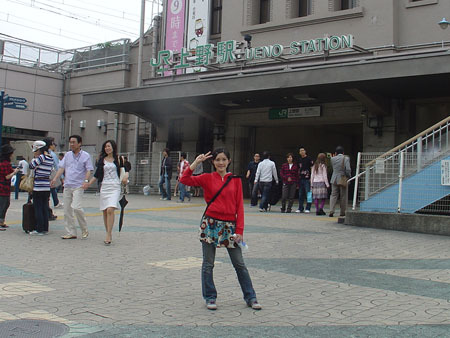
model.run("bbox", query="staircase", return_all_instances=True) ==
[351,116,450,214]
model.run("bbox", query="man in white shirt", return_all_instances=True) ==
[254,151,279,212]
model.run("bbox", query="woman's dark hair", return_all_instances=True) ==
[0,153,12,162]
[286,152,294,159]
[211,148,231,171]
[43,137,55,148]
[313,153,327,173]
[100,140,118,160]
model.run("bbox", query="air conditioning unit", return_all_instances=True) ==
[80,120,86,129]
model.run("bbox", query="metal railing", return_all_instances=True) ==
[0,38,130,73]
[350,116,450,214]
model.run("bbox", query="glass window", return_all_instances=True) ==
[341,0,356,9]
[298,0,311,17]
[260,0,270,24]
[211,0,222,35]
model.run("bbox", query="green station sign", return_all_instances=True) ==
[151,34,354,72]
[269,106,321,120]
[2,126,16,134]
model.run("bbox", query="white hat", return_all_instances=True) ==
[32,140,46,152]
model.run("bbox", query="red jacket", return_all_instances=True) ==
[180,167,245,235]
[280,162,299,185]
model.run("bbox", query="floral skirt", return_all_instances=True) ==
[199,216,237,248]
[312,182,328,199]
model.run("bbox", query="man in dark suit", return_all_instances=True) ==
[159,148,173,200]
[329,146,351,217]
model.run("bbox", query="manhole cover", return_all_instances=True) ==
[0,319,69,337]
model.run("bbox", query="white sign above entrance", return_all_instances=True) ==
[269,106,321,119]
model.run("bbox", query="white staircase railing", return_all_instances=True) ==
[350,115,450,212]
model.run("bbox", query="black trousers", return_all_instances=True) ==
[33,191,50,233]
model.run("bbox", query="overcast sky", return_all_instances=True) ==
[0,0,162,50]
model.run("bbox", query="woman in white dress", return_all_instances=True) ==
[88,140,129,245]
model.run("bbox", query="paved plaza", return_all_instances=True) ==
[1,192,450,337]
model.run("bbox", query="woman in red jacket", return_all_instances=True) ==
[180,148,261,311]
[280,153,299,213]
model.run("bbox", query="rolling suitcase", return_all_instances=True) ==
[22,199,36,233]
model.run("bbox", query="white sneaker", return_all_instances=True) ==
[54,203,64,209]
[206,300,217,310]
[295,209,301,213]
[29,230,45,236]
[305,210,310,213]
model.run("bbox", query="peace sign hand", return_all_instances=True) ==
[195,152,212,163]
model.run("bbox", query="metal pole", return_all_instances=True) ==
[364,166,370,201]
[417,136,422,172]
[134,0,146,155]
[0,91,4,146]
[352,152,361,210]
[397,151,404,213]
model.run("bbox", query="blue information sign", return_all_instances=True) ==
[4,96,27,104]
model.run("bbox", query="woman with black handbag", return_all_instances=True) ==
[87,140,129,245]
[180,148,261,311]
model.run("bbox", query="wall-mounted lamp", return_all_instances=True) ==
[97,119,107,133]
[367,116,383,136]
[439,18,450,30]
[213,125,226,141]
[79,120,86,129]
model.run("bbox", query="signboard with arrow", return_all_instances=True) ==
[0,91,29,146]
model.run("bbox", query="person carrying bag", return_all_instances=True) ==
[180,148,262,311]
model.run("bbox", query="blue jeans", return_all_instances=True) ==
[250,182,260,206]
[201,241,257,303]
[159,174,171,200]
[14,173,22,199]
[178,182,191,201]
[298,178,311,211]
[258,182,272,210]
[50,187,59,206]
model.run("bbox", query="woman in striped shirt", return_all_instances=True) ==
[28,140,54,235]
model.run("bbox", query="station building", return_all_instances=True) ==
[83,0,450,174]
[2,0,450,181]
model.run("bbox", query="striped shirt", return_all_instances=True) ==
[29,154,54,191]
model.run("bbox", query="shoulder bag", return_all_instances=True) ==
[20,171,34,193]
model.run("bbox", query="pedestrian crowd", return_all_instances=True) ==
[0,141,350,312]
[247,146,351,217]
[0,135,130,245]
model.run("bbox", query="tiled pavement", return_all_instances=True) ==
[2,192,450,337]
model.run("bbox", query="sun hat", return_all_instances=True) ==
[32,140,46,152]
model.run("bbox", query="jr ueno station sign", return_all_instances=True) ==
[151,34,354,73]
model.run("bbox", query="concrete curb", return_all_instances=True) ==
[345,211,450,236]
